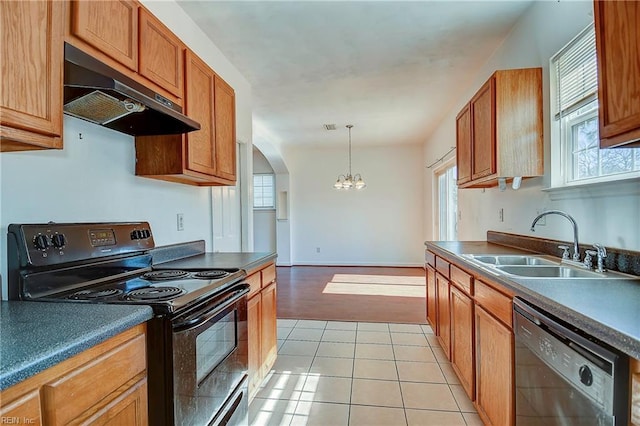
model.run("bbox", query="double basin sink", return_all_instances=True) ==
[460,254,635,281]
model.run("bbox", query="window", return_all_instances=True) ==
[551,24,640,186]
[253,174,274,209]
[435,162,458,241]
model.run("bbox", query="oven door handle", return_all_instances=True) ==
[173,284,249,332]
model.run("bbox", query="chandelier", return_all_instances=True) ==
[333,124,366,190]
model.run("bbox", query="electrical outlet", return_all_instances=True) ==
[499,208,504,222]
[316,247,321,253]
[536,209,546,226]
[177,213,184,231]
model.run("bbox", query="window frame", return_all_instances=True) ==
[432,157,458,241]
[550,24,640,189]
[252,173,275,210]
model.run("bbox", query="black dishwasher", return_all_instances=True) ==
[513,298,629,425]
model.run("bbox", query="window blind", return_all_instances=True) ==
[551,24,597,119]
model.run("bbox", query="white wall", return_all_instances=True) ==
[0,0,252,297]
[285,143,424,266]
[253,148,277,253]
[423,0,640,251]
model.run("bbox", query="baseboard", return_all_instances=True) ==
[288,261,424,267]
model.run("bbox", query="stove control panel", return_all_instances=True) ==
[8,222,155,267]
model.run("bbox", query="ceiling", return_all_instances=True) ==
[178,1,533,148]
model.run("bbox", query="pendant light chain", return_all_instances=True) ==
[333,124,366,190]
[348,124,353,176]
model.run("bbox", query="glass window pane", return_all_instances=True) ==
[601,148,634,175]
[253,174,275,208]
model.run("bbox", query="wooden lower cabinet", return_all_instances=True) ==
[426,264,437,329]
[247,294,263,398]
[425,248,515,425]
[450,285,475,400]
[0,324,148,426]
[435,272,451,359]
[247,262,278,400]
[632,358,640,425]
[475,305,513,426]
[260,282,278,377]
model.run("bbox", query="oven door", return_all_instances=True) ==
[172,283,249,426]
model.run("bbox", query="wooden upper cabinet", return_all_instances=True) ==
[456,68,543,189]
[135,49,237,186]
[455,104,472,185]
[70,0,139,71]
[594,0,640,148]
[185,50,217,176]
[214,76,237,182]
[139,8,184,98]
[470,78,496,181]
[1,0,63,152]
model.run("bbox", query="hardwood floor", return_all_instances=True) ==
[276,266,427,324]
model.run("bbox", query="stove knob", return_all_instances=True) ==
[579,365,593,386]
[51,233,66,248]
[130,230,141,240]
[33,234,50,250]
[142,229,151,239]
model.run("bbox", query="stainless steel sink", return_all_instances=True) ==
[462,254,558,266]
[495,265,602,278]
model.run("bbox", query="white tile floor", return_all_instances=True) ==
[249,319,483,426]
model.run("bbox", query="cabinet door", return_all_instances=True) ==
[450,286,474,400]
[475,305,513,426]
[594,0,640,148]
[70,0,138,71]
[214,76,237,182]
[260,282,278,376]
[139,8,184,98]
[435,272,451,360]
[184,50,216,176]
[456,104,472,185]
[426,265,437,330]
[631,358,640,425]
[247,294,262,399]
[1,0,63,151]
[470,77,496,180]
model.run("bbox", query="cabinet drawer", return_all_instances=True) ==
[435,257,450,278]
[0,390,42,425]
[261,263,276,286]
[474,280,512,328]
[450,265,473,295]
[425,251,436,267]
[42,333,146,425]
[246,272,261,299]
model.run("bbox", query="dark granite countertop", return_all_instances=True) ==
[425,241,640,359]
[155,251,277,273]
[0,301,153,390]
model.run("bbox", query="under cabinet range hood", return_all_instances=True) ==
[63,43,200,136]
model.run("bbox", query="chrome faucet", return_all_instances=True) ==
[530,210,581,262]
[592,243,607,273]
